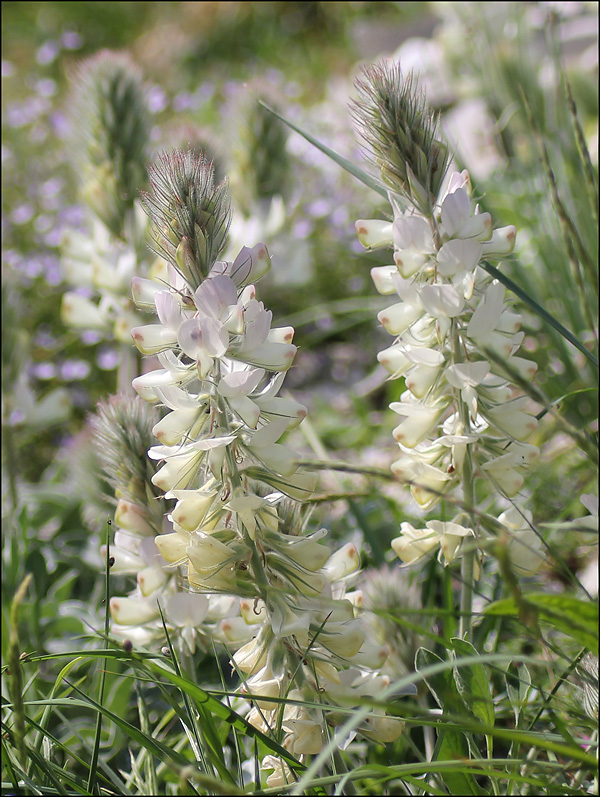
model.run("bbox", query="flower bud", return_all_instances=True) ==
[355,219,394,250]
[110,596,161,625]
[61,293,109,330]
[131,324,178,355]
[115,500,155,536]
[482,226,517,257]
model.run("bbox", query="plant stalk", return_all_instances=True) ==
[451,319,477,639]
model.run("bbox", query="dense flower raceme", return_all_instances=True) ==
[108,151,406,776]
[61,51,153,349]
[356,168,544,574]
[60,205,152,345]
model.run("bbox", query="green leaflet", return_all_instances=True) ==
[451,639,495,728]
[416,648,481,795]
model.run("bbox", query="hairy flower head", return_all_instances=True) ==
[72,50,150,238]
[141,149,231,289]
[90,394,163,531]
[352,61,450,216]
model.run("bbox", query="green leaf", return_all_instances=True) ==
[435,728,481,795]
[451,639,495,728]
[258,100,389,199]
[485,594,598,654]
[416,648,463,715]
[505,662,531,726]
[416,648,481,795]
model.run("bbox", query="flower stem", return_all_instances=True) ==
[117,345,137,395]
[459,403,476,638]
[2,418,19,516]
[451,320,477,639]
[459,533,475,638]
[458,419,476,637]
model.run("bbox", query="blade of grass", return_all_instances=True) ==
[133,677,159,795]
[25,713,129,794]
[262,759,584,795]
[1,733,21,794]
[564,77,598,228]
[290,651,594,794]
[58,683,195,771]
[87,522,111,795]
[481,260,598,368]
[9,646,303,770]
[2,723,86,795]
[33,657,86,755]
[129,657,305,773]
[8,573,32,775]
[157,609,213,777]
[211,639,244,785]
[258,100,389,199]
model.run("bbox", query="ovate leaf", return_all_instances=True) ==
[416,648,481,795]
[451,638,495,728]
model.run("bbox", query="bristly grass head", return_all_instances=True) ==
[90,394,164,533]
[232,95,290,215]
[141,148,231,290]
[352,61,450,216]
[72,50,150,239]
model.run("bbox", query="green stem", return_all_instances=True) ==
[2,418,19,516]
[451,320,477,639]
[9,574,33,775]
[117,344,137,395]
[459,461,476,639]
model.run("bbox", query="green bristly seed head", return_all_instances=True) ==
[90,394,163,532]
[352,61,450,216]
[141,148,231,289]
[232,97,290,214]
[73,50,151,239]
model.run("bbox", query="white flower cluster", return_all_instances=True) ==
[60,208,150,344]
[357,170,544,574]
[60,50,151,351]
[108,152,405,780]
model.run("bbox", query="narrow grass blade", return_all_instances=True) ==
[87,521,112,794]
[262,760,585,795]
[258,100,389,199]
[564,77,598,227]
[129,657,305,773]
[61,681,194,770]
[8,573,33,774]
[481,260,598,368]
[156,611,213,777]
